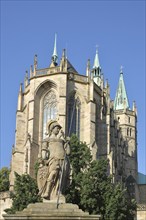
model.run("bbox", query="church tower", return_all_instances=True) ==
[114,68,138,200]
[92,48,102,87]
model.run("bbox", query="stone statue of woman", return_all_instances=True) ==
[37,120,71,201]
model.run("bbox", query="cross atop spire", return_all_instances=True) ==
[114,69,129,110]
[120,65,124,73]
[51,33,58,66]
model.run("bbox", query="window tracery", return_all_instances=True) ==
[43,90,57,139]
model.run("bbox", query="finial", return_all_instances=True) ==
[19,82,23,93]
[25,70,28,77]
[52,33,58,66]
[105,79,108,87]
[120,65,124,73]
[60,49,67,72]
[86,59,90,77]
[30,65,33,78]
[96,44,99,53]
[34,54,38,70]
[24,70,29,87]
[62,48,66,58]
[17,83,23,111]
[133,100,137,115]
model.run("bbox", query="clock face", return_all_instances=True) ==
[128,139,135,157]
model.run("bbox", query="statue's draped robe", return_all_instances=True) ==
[37,138,70,200]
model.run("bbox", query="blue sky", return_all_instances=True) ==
[1,1,145,174]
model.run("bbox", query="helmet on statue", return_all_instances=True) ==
[47,120,62,135]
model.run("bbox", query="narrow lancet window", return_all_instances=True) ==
[127,127,129,136]
[68,95,81,138]
[130,128,132,136]
[43,91,57,139]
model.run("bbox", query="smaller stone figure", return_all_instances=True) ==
[37,120,70,201]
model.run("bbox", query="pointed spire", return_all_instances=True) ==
[60,49,67,72]
[93,46,100,69]
[86,59,90,77]
[17,83,23,111]
[62,48,66,60]
[24,70,29,87]
[30,65,33,78]
[51,33,58,66]
[114,69,130,110]
[92,46,102,86]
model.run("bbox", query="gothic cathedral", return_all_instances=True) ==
[9,35,139,202]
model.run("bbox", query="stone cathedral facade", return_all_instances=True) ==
[9,36,140,202]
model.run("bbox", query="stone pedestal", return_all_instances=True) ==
[3,203,101,220]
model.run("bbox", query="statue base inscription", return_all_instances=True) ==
[3,203,101,220]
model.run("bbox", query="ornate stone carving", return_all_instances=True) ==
[37,120,70,202]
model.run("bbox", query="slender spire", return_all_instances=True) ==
[24,71,29,87]
[51,33,58,66]
[93,46,100,69]
[34,54,37,75]
[60,49,67,71]
[92,46,102,86]
[34,54,38,69]
[114,69,129,110]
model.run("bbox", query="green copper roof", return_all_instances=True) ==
[138,172,146,184]
[52,33,58,64]
[114,71,129,110]
[93,48,100,69]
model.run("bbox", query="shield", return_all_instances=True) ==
[37,165,49,193]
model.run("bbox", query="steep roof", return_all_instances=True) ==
[93,48,100,69]
[66,59,78,73]
[114,71,129,110]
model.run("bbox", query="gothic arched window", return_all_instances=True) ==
[68,95,81,138]
[43,90,57,139]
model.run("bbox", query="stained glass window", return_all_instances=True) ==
[43,91,57,139]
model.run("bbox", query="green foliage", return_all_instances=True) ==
[69,134,92,172]
[34,160,40,178]
[5,172,42,214]
[80,159,112,216]
[104,184,137,220]
[0,167,10,192]
[65,134,92,204]
[65,135,136,220]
